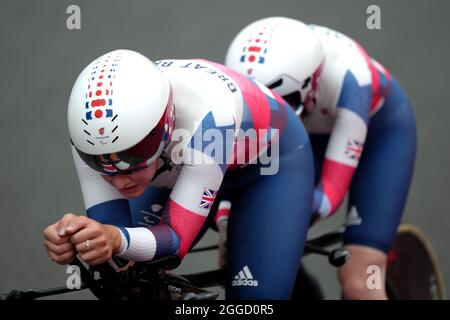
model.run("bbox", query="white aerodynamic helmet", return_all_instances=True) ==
[225,17,324,114]
[68,49,175,174]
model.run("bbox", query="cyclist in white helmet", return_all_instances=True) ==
[43,49,316,299]
[225,17,417,299]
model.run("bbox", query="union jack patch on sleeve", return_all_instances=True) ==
[345,139,364,160]
[200,188,218,209]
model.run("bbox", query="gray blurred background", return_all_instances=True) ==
[0,0,448,299]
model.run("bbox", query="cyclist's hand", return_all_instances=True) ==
[43,213,78,265]
[217,219,228,269]
[66,216,122,266]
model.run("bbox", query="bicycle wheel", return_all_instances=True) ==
[386,223,446,300]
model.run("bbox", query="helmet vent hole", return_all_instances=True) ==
[302,77,311,89]
[267,78,283,89]
[83,129,91,136]
[87,140,94,146]
[282,91,302,110]
[82,119,88,126]
[112,136,119,143]
[112,125,118,133]
[111,115,118,122]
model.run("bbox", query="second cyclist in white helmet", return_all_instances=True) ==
[226,17,417,299]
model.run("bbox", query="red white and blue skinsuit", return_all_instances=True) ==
[72,59,315,299]
[305,25,417,252]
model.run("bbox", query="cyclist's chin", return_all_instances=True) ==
[119,185,146,198]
